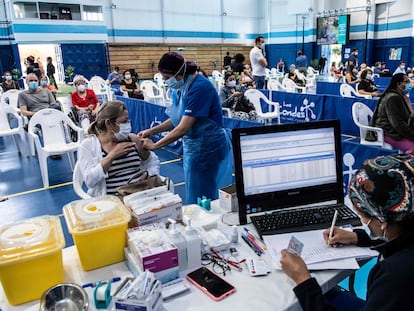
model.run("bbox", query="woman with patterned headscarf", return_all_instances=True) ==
[280,154,414,311]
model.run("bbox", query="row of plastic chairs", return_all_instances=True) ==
[340,83,372,99]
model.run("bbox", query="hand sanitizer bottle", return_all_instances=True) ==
[182,218,202,271]
[168,218,187,270]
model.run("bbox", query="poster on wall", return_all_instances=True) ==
[389,47,402,60]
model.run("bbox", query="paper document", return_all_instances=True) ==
[263,229,378,267]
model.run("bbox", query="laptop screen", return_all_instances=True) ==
[232,120,344,225]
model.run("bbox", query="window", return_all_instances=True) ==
[14,2,38,19]
[82,5,103,21]
[13,2,101,21]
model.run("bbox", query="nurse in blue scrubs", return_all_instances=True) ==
[139,52,231,204]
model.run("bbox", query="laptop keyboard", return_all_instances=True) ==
[251,204,362,237]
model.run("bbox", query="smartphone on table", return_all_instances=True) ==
[186,267,236,301]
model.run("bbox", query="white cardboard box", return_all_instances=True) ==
[219,184,238,212]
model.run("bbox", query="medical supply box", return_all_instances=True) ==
[124,187,183,228]
[219,184,239,212]
[127,226,179,284]
[63,196,131,270]
[0,215,65,305]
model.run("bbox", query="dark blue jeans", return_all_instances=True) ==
[253,75,266,89]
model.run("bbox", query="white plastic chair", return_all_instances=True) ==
[153,73,165,88]
[244,89,280,125]
[0,103,27,156]
[222,107,232,118]
[0,89,21,112]
[28,108,84,188]
[73,161,92,199]
[307,66,319,77]
[282,78,306,94]
[89,76,113,103]
[267,78,285,91]
[140,80,165,105]
[351,102,392,149]
[212,70,223,80]
[340,83,359,98]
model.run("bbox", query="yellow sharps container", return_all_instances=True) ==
[0,215,65,305]
[63,195,131,271]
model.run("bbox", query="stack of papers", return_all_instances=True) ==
[263,229,378,270]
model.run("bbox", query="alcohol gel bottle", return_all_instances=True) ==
[182,218,202,271]
[168,218,187,270]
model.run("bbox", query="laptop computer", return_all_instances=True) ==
[231,119,361,236]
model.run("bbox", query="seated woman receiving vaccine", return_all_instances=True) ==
[76,100,160,197]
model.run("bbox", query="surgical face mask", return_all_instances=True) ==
[408,73,414,78]
[113,121,132,141]
[260,42,265,49]
[114,70,118,74]
[40,80,48,87]
[5,75,12,81]
[361,217,388,241]
[366,74,372,80]
[165,62,186,89]
[403,83,412,95]
[361,217,374,238]
[227,80,236,87]
[400,65,405,69]
[125,74,131,80]
[28,81,38,90]
[77,84,86,92]
[165,76,184,89]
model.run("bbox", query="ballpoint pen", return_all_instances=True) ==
[328,210,338,246]
[82,277,121,288]
[244,232,265,253]
[244,227,267,250]
[241,233,262,256]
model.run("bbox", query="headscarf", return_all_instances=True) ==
[349,154,414,222]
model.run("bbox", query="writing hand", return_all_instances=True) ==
[322,227,358,247]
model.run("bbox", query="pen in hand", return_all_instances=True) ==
[327,210,338,246]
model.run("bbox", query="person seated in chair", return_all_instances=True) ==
[288,64,305,88]
[107,66,123,96]
[345,64,360,84]
[220,72,257,121]
[1,71,20,92]
[370,73,414,153]
[120,70,144,99]
[281,153,414,311]
[39,75,57,99]
[18,73,60,119]
[357,69,381,97]
[71,75,100,132]
[77,100,160,197]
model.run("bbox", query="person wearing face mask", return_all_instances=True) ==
[39,75,57,98]
[120,70,144,99]
[18,73,60,119]
[139,52,231,204]
[280,154,414,311]
[357,69,381,97]
[368,73,414,152]
[71,75,100,132]
[348,48,359,68]
[107,66,123,96]
[220,72,256,121]
[249,35,268,89]
[1,71,20,92]
[77,100,160,197]
[393,61,406,75]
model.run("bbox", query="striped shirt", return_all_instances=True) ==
[103,147,142,195]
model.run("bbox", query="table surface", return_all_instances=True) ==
[0,204,358,311]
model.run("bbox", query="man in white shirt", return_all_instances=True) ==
[249,35,268,89]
